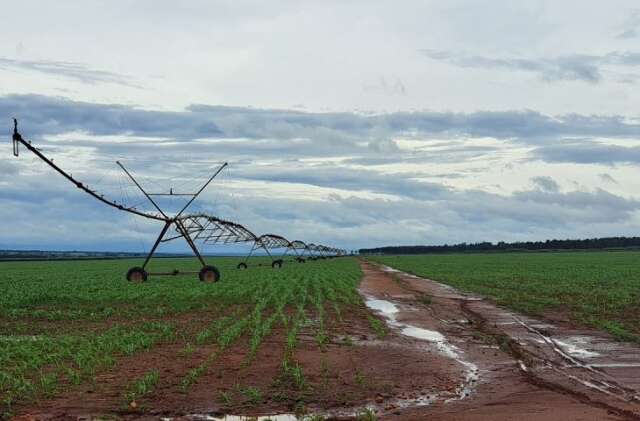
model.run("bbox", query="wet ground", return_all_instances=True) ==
[11,260,640,420]
[359,261,640,420]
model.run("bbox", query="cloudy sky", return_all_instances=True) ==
[2,0,640,252]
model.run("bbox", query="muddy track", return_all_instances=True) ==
[460,301,640,420]
[360,260,640,420]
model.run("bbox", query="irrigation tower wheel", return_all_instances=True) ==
[237,262,248,270]
[296,257,306,263]
[272,259,283,269]
[199,265,220,283]
[126,267,148,283]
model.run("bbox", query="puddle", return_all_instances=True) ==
[186,415,299,421]
[513,316,640,402]
[554,369,619,398]
[589,363,640,368]
[518,360,528,372]
[400,326,459,360]
[326,396,434,419]
[366,299,399,315]
[530,323,556,329]
[514,316,600,364]
[554,338,600,359]
[364,296,480,402]
[401,326,446,342]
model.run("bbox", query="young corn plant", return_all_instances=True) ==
[180,315,251,391]
[312,282,329,350]
[124,369,159,408]
[367,316,387,338]
[237,384,263,406]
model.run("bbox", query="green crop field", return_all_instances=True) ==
[0,256,362,416]
[6,252,640,418]
[369,251,640,342]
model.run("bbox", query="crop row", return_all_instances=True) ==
[0,256,362,415]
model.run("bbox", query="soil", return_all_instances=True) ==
[11,260,640,420]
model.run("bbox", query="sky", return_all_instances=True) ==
[1,0,640,252]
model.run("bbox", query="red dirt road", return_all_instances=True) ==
[360,260,640,420]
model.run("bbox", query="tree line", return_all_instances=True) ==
[359,236,640,255]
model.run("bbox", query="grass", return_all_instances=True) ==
[367,316,387,338]
[218,390,233,406]
[369,251,640,341]
[356,408,377,420]
[238,385,263,405]
[353,368,366,387]
[0,256,362,415]
[124,369,159,407]
[289,361,307,390]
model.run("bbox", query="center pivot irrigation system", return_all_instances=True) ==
[10,120,346,283]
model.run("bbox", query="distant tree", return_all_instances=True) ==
[359,236,640,255]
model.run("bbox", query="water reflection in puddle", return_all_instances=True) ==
[588,363,640,368]
[364,296,480,401]
[185,414,299,421]
[554,337,600,359]
[401,326,446,342]
[366,299,399,315]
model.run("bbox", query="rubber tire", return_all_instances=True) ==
[237,262,248,270]
[296,257,306,263]
[199,265,220,283]
[126,267,148,283]
[272,259,283,269]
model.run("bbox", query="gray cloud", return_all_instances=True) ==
[3,93,640,250]
[532,142,640,165]
[3,94,222,141]
[233,164,449,201]
[0,57,139,87]
[531,176,559,192]
[0,160,19,175]
[232,165,638,229]
[422,49,640,83]
[3,95,640,153]
[2,168,637,251]
[345,144,504,167]
[599,173,618,184]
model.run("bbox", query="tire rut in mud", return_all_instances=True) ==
[360,260,639,420]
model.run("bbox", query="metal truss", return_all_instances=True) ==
[10,119,347,282]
